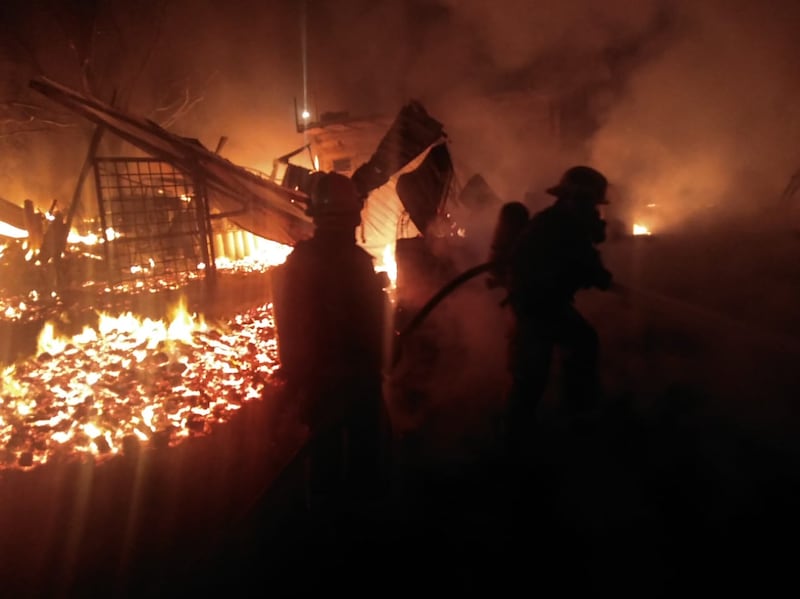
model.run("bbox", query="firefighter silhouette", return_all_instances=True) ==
[498,166,614,455]
[272,171,391,512]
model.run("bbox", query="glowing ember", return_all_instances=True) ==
[0,301,282,470]
[633,223,652,236]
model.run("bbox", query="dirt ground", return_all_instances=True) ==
[4,225,800,597]
[166,225,800,597]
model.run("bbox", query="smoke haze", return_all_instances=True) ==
[293,0,800,229]
[3,5,800,591]
[2,0,799,227]
[3,0,798,389]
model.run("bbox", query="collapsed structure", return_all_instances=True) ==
[1,77,505,328]
[0,77,515,593]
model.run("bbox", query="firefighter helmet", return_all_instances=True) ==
[305,171,363,220]
[546,165,609,204]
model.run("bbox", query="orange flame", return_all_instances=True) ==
[1,300,281,470]
[376,243,397,288]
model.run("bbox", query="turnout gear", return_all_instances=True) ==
[502,166,614,453]
[272,171,390,511]
[508,201,612,312]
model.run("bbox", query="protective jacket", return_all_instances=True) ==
[273,232,386,431]
[507,200,612,315]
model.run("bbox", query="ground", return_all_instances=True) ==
[4,223,800,597]
[170,223,800,597]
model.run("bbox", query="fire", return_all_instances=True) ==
[0,221,28,239]
[214,237,293,273]
[0,300,282,470]
[633,223,652,236]
[213,238,396,287]
[66,227,121,245]
[376,243,397,288]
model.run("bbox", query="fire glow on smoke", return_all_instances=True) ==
[0,301,282,471]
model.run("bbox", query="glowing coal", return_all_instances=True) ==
[0,301,282,471]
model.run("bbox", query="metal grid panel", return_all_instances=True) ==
[94,158,212,285]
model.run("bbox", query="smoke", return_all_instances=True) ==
[592,0,800,230]
[297,0,800,232]
[0,0,310,207]
[160,0,308,171]
[5,0,799,228]
[318,0,800,454]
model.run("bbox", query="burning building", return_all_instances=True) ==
[0,76,484,593]
[0,78,319,592]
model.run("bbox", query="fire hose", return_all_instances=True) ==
[392,261,495,366]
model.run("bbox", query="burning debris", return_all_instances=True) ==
[0,84,443,479]
[0,218,292,321]
[0,300,283,472]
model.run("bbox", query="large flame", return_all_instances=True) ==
[0,300,281,470]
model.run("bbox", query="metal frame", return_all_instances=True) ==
[93,157,215,287]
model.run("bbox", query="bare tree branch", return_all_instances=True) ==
[157,88,204,129]
[0,123,77,137]
[1,1,204,144]
[41,1,99,97]
[0,101,77,127]
[153,70,218,129]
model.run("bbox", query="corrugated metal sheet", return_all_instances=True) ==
[303,103,448,259]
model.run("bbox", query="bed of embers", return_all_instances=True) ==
[0,258,312,595]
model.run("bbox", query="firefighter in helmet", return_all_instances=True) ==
[501,165,613,455]
[272,171,391,512]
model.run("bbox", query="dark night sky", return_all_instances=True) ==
[1,0,799,229]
